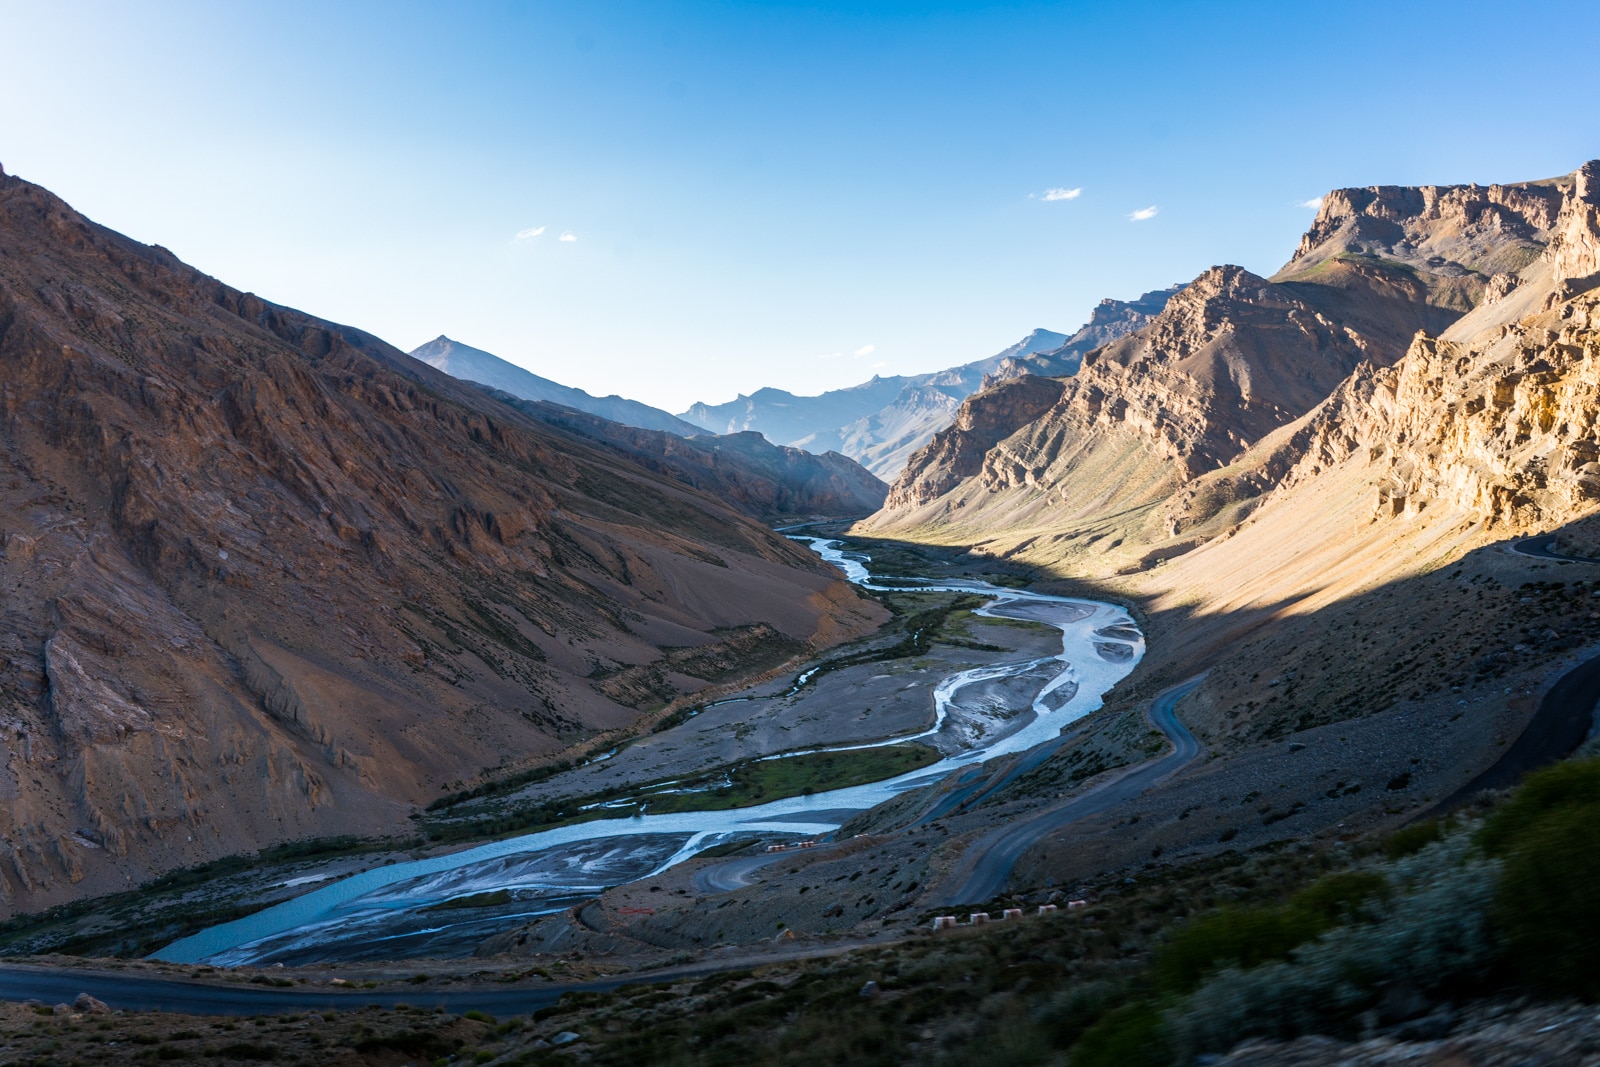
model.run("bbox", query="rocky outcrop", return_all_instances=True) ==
[984,285,1183,385]
[1193,162,1600,533]
[1286,176,1569,308]
[884,259,1452,515]
[1269,296,1600,529]
[877,167,1585,530]
[883,375,1068,508]
[1548,160,1600,297]
[481,391,889,518]
[0,167,883,913]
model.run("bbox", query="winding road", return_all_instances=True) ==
[1437,651,1600,809]
[690,851,793,894]
[1509,536,1600,564]
[936,673,1206,906]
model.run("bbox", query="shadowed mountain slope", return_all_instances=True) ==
[409,334,701,436]
[855,159,1600,771]
[0,164,884,916]
[479,389,889,520]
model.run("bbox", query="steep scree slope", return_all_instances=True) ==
[0,165,883,915]
[479,390,889,519]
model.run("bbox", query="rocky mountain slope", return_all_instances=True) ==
[479,389,889,520]
[873,169,1575,529]
[858,158,1600,772]
[984,285,1183,384]
[410,334,700,436]
[680,290,1184,481]
[0,164,884,916]
[679,328,1073,478]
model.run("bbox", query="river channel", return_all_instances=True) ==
[154,537,1143,965]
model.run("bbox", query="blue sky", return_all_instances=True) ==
[3,1,1598,412]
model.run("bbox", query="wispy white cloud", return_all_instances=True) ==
[1297,196,1324,210]
[1129,205,1159,221]
[1041,187,1082,202]
[559,232,578,242]
[819,351,845,360]
[854,344,876,358]
[871,361,887,369]
[514,225,546,241]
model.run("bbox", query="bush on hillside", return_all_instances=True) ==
[1169,836,1500,1054]
[1154,870,1388,993]
[1479,758,1600,999]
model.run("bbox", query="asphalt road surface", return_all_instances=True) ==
[0,962,594,1015]
[1509,536,1600,563]
[935,674,1206,906]
[690,851,793,893]
[1437,651,1600,809]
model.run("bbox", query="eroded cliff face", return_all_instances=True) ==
[1267,259,1600,529]
[0,167,883,913]
[883,375,1068,508]
[874,168,1579,536]
[1285,174,1570,308]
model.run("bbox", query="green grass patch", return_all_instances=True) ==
[644,744,942,814]
[425,890,513,912]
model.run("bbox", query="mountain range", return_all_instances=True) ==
[0,162,884,914]
[678,290,1180,478]
[864,159,1600,761]
[410,334,701,436]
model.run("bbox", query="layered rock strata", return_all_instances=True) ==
[0,165,882,913]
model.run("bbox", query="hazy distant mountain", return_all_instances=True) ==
[983,286,1185,384]
[679,328,1072,478]
[411,335,700,436]
[481,389,889,520]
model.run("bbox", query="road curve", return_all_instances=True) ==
[934,673,1206,907]
[690,852,793,893]
[1509,536,1600,563]
[1435,651,1600,811]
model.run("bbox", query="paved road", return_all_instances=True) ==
[0,962,590,1015]
[1436,651,1600,810]
[690,852,793,893]
[935,674,1206,907]
[0,941,877,1017]
[1509,536,1600,563]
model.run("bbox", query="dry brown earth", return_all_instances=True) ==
[0,164,884,917]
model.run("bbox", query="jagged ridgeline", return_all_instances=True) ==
[861,158,1600,761]
[0,163,886,917]
[868,162,1600,555]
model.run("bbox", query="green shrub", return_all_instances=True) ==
[1069,1001,1171,1067]
[1480,758,1600,997]
[1155,871,1387,992]
[1171,838,1500,1054]
[1037,980,1121,1049]
[1385,818,1444,859]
